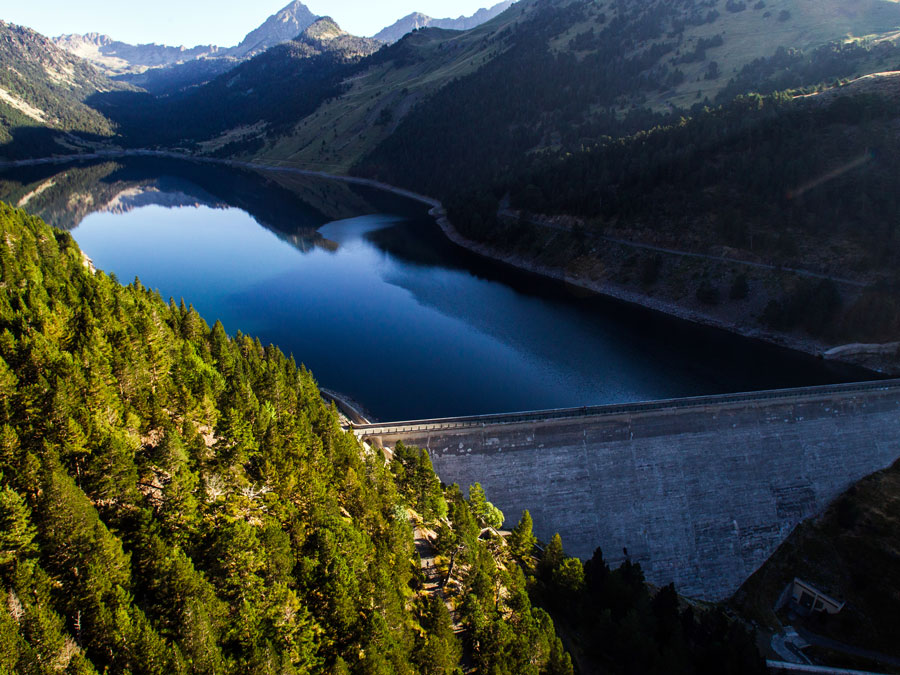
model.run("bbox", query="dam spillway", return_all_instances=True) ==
[353,379,900,600]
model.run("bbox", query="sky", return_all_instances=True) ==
[3,0,503,45]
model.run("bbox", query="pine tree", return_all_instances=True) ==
[509,510,537,563]
[467,483,504,529]
[539,533,565,582]
[0,481,36,567]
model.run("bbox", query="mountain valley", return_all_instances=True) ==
[2,0,900,671]
[4,0,900,367]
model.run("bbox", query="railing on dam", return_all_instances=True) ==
[351,378,900,437]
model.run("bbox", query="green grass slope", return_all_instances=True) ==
[251,1,535,172]
[249,0,900,173]
[354,0,900,195]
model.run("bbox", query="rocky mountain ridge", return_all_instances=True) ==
[52,32,224,75]
[373,1,515,43]
[51,0,320,83]
[231,0,319,57]
[77,16,384,151]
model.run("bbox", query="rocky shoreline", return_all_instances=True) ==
[426,207,896,377]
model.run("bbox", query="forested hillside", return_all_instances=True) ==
[435,88,900,347]
[0,202,572,673]
[349,0,900,366]
[355,0,900,198]
[0,21,133,158]
[92,19,381,152]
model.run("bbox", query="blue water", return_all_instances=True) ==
[12,159,857,420]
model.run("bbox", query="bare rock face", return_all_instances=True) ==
[373,12,433,44]
[292,18,384,60]
[52,33,222,75]
[300,17,348,43]
[231,0,319,57]
[52,1,319,81]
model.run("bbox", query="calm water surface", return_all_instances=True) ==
[2,158,860,420]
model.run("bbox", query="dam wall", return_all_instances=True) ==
[354,380,900,600]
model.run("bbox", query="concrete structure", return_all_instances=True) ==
[789,579,845,614]
[353,380,900,600]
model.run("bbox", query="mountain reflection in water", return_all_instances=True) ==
[0,157,863,420]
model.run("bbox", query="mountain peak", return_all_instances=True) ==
[233,0,318,57]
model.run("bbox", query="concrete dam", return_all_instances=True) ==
[353,380,900,601]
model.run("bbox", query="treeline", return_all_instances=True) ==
[716,38,900,103]
[0,202,569,673]
[355,0,900,200]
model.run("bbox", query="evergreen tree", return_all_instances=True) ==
[509,510,537,564]
[467,483,504,529]
[0,481,36,567]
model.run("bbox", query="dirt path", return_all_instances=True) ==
[499,207,867,289]
[413,526,446,596]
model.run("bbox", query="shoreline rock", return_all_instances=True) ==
[428,208,894,376]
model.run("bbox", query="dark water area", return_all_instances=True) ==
[0,158,865,421]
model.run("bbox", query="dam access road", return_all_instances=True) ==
[352,379,900,600]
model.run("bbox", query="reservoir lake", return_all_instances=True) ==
[0,158,861,421]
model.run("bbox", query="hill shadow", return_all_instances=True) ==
[0,125,114,162]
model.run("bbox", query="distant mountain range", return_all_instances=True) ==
[52,32,226,75]
[54,0,318,71]
[50,1,516,93]
[52,0,320,92]
[9,0,900,167]
[85,17,382,151]
[373,1,516,43]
